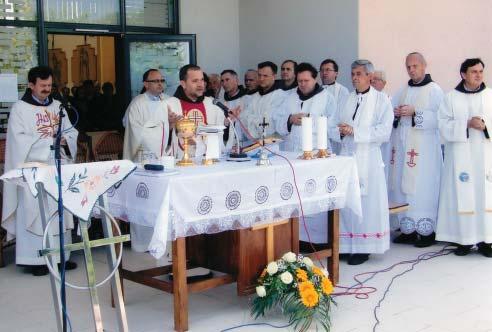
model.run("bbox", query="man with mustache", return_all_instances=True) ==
[2,66,78,276]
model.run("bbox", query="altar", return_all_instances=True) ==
[108,153,362,331]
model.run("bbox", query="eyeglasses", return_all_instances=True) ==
[145,79,166,83]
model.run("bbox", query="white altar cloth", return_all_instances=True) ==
[0,160,136,221]
[108,153,362,259]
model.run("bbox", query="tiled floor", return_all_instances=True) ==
[1,241,491,332]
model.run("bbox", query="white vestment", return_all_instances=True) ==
[323,82,350,114]
[275,87,336,152]
[329,87,393,253]
[323,82,350,154]
[388,79,444,235]
[274,87,336,243]
[219,90,247,149]
[122,93,169,128]
[122,93,171,252]
[436,86,492,245]
[166,96,225,159]
[378,93,392,192]
[241,87,287,140]
[2,96,78,264]
[123,93,170,161]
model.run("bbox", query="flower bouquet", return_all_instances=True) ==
[251,252,335,331]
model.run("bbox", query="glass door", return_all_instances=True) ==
[121,34,196,106]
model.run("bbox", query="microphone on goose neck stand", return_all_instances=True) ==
[212,99,248,159]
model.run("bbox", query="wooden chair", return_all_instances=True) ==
[93,131,123,161]
[76,136,91,163]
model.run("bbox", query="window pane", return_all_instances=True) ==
[43,0,119,25]
[129,41,190,98]
[0,26,38,134]
[126,0,171,28]
[0,0,37,21]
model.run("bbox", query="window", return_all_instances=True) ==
[126,0,173,28]
[0,0,36,21]
[43,0,120,25]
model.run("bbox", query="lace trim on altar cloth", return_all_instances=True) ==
[170,196,347,239]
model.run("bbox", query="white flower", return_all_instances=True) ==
[266,261,278,275]
[282,252,297,263]
[256,285,266,297]
[321,268,329,277]
[302,256,314,268]
[280,271,293,284]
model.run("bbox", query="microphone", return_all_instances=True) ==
[59,97,71,112]
[212,99,247,159]
[213,99,231,118]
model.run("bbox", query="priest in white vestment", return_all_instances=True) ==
[274,62,336,244]
[167,64,228,158]
[241,61,287,140]
[2,66,78,275]
[279,60,298,94]
[437,58,492,257]
[320,59,350,154]
[121,69,170,128]
[219,69,247,150]
[242,69,258,111]
[371,70,392,190]
[328,60,393,265]
[123,69,176,252]
[388,52,444,247]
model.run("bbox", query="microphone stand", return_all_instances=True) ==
[55,103,68,332]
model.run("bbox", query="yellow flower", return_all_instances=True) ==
[298,281,315,293]
[300,289,319,307]
[312,266,324,277]
[296,268,308,282]
[321,277,334,295]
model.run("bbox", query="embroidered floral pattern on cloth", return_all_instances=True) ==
[0,160,136,221]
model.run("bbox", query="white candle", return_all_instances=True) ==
[316,116,328,150]
[301,116,313,152]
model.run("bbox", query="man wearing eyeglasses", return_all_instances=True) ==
[320,59,350,154]
[123,68,177,252]
[320,59,350,113]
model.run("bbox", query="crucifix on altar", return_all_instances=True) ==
[256,117,271,166]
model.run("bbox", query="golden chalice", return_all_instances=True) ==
[176,117,196,166]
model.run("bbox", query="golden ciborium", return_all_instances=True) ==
[176,117,196,166]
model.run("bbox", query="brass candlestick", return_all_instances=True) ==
[176,117,196,167]
[300,151,314,160]
[316,149,330,158]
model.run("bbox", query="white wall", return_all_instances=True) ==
[359,0,492,95]
[179,0,240,75]
[238,0,359,88]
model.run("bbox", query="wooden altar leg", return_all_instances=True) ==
[173,238,188,332]
[266,225,274,262]
[291,218,299,254]
[328,210,339,284]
